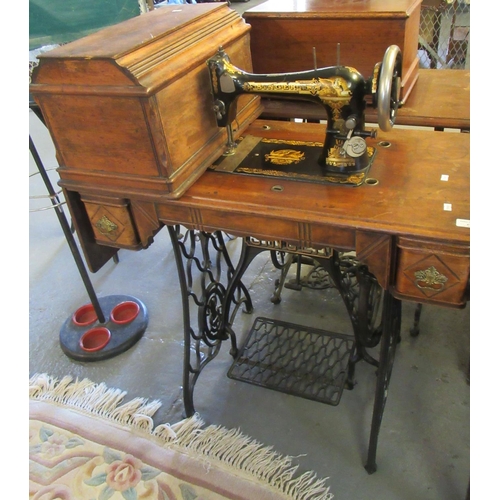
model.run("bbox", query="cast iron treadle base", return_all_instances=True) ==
[228,317,355,406]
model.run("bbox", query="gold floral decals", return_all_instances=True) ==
[265,149,305,165]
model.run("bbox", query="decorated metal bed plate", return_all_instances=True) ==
[209,135,376,186]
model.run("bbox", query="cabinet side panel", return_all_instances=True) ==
[40,94,160,176]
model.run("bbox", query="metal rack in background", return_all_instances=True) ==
[419,0,470,69]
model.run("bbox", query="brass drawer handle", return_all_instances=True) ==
[414,266,448,290]
[95,215,118,235]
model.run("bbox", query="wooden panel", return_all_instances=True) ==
[394,237,469,306]
[356,231,393,289]
[244,0,422,101]
[41,95,159,176]
[129,200,162,248]
[30,4,261,199]
[158,202,356,250]
[374,69,470,129]
[63,190,119,273]
[82,197,140,249]
[247,18,406,74]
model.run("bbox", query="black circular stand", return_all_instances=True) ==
[59,295,148,362]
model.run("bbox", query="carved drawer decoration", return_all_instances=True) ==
[83,199,139,249]
[395,238,469,307]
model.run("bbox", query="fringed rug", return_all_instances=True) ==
[29,374,333,500]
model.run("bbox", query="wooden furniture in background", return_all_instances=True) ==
[243,0,422,103]
[372,68,469,130]
[260,68,470,131]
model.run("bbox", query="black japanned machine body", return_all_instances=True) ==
[207,47,389,177]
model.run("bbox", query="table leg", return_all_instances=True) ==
[221,240,269,351]
[167,226,252,417]
[323,253,383,389]
[365,291,402,474]
[410,303,423,337]
[262,246,384,387]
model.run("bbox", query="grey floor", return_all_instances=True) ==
[29,1,470,499]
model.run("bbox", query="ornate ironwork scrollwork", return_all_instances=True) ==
[266,246,384,389]
[199,281,226,342]
[167,226,252,416]
[335,254,383,349]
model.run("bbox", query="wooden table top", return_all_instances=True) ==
[158,119,470,246]
[260,69,470,130]
[368,69,470,129]
[62,117,468,304]
[153,119,469,306]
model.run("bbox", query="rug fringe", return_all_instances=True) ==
[29,373,161,433]
[30,374,333,500]
[172,420,334,500]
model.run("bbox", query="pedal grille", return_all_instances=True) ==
[228,317,355,406]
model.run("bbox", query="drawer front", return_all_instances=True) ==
[83,198,139,249]
[394,238,469,307]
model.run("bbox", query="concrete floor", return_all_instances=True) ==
[29,1,470,498]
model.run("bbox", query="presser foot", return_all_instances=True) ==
[223,141,237,156]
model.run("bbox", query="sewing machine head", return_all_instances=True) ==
[207,45,402,185]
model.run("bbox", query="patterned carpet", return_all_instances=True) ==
[29,374,333,499]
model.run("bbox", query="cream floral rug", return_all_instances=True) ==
[29,374,333,499]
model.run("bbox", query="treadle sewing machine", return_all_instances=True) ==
[30,3,469,476]
[206,44,401,186]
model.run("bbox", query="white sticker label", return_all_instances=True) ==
[440,174,449,181]
[443,203,452,211]
[456,219,470,228]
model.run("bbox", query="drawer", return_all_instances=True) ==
[82,196,140,250]
[394,237,469,307]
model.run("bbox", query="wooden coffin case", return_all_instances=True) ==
[30,3,262,201]
[243,0,422,103]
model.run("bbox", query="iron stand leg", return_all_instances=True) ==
[285,254,304,291]
[167,226,252,417]
[410,303,423,336]
[364,291,401,474]
[320,253,383,388]
[268,248,384,388]
[271,253,295,304]
[222,240,269,356]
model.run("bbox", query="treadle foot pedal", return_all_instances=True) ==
[228,317,355,406]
